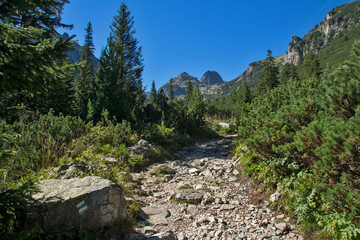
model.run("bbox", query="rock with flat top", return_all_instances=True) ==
[175,189,203,204]
[31,176,127,231]
[139,205,171,225]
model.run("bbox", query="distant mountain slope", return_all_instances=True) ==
[160,71,224,99]
[199,71,224,98]
[222,1,360,95]
[199,71,224,85]
[160,72,198,98]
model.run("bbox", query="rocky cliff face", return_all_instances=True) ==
[283,1,360,65]
[160,71,224,99]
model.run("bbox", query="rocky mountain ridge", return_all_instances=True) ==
[160,71,224,99]
[221,1,360,95]
[282,1,360,65]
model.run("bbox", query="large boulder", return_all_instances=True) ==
[31,176,127,231]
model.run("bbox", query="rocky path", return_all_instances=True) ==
[124,135,304,240]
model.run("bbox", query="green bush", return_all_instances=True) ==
[236,42,360,239]
[88,119,136,149]
[1,110,88,173]
[0,179,40,239]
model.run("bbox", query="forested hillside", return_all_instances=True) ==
[1,0,359,239]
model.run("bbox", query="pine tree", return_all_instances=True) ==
[279,62,298,84]
[302,52,321,80]
[156,89,169,110]
[95,3,144,123]
[185,80,193,102]
[169,79,174,101]
[75,21,96,120]
[0,0,76,116]
[0,0,73,34]
[188,83,203,112]
[256,49,279,95]
[150,80,157,104]
[237,81,251,108]
[186,82,205,133]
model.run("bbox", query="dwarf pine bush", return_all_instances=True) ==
[237,41,360,238]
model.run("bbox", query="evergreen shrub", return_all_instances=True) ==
[236,41,360,239]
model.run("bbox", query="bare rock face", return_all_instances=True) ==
[199,71,224,86]
[284,36,303,65]
[31,176,127,231]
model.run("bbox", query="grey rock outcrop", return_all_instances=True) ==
[31,176,127,231]
[198,71,224,97]
[284,36,303,65]
[128,139,155,157]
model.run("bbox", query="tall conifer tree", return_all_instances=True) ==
[279,62,298,84]
[75,22,96,120]
[302,52,321,80]
[95,3,144,123]
[150,80,157,104]
[256,49,279,95]
[237,81,251,105]
[0,0,75,115]
[188,83,203,112]
[185,80,193,103]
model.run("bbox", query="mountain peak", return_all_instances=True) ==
[159,71,225,99]
[172,72,198,84]
[178,72,191,77]
[200,71,224,85]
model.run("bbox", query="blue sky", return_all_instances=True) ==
[60,0,356,90]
